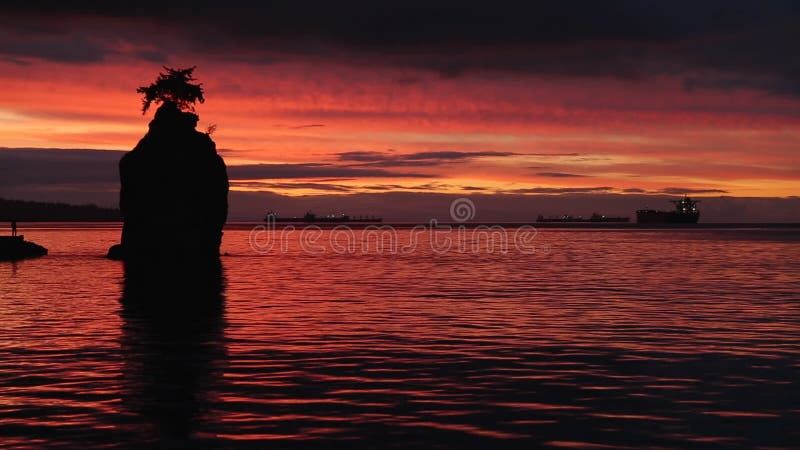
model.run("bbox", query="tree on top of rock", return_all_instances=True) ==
[137,66,205,114]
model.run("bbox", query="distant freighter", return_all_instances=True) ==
[537,213,630,223]
[636,196,700,224]
[265,211,383,223]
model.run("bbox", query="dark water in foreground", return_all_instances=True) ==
[1,225,799,449]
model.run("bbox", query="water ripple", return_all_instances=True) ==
[0,227,798,449]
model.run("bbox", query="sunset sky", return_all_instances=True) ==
[0,1,798,219]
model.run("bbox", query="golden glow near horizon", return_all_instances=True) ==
[1,59,799,197]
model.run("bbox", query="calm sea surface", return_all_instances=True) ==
[1,225,799,449]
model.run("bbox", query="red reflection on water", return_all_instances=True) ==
[1,226,799,448]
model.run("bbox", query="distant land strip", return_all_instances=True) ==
[0,198,120,222]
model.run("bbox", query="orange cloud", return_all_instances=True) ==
[0,58,798,197]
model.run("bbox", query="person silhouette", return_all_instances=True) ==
[11,220,17,237]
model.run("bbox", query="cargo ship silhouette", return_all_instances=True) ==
[265,211,383,223]
[637,196,700,224]
[537,213,630,223]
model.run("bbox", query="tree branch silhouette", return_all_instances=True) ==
[137,66,205,114]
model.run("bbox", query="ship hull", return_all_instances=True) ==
[266,217,382,223]
[636,210,699,224]
[537,218,630,223]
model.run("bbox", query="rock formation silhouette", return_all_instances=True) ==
[0,234,48,261]
[108,68,228,260]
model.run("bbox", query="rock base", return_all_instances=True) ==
[0,236,48,261]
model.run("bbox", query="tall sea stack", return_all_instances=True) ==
[108,68,228,260]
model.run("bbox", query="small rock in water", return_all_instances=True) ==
[0,236,48,261]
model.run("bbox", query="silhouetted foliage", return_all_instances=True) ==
[137,66,205,114]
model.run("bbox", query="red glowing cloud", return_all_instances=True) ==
[0,4,798,199]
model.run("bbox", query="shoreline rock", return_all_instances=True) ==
[0,236,48,261]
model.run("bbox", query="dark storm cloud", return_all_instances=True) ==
[230,181,352,192]
[0,20,169,63]
[336,150,516,167]
[336,151,395,162]
[0,149,427,196]
[0,148,122,186]
[289,124,325,129]
[227,163,426,179]
[360,184,406,191]
[0,30,106,63]
[659,187,729,195]
[2,148,797,222]
[404,151,516,160]
[536,172,587,178]
[462,186,489,191]
[507,186,614,194]
[1,1,797,95]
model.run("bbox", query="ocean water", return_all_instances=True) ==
[1,225,799,449]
